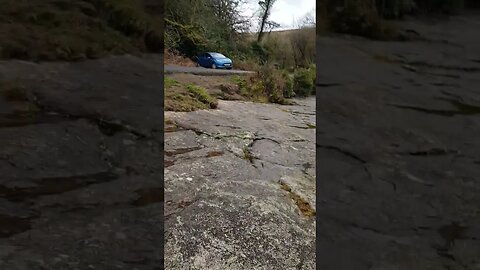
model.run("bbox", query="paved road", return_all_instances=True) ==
[164,64,255,75]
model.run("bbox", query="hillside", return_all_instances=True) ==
[0,0,163,61]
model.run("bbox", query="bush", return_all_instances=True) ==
[257,65,290,103]
[282,71,294,98]
[330,1,399,40]
[293,68,315,97]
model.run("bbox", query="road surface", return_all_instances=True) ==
[164,64,255,75]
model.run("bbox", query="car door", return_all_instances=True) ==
[200,53,211,67]
[197,53,205,67]
[205,53,214,66]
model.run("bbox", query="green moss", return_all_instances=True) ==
[185,84,218,109]
[165,92,209,112]
[164,77,178,88]
[243,146,254,163]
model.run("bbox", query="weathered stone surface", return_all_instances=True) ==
[317,13,480,270]
[165,98,316,269]
[0,55,164,269]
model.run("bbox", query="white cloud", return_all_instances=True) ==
[241,0,316,31]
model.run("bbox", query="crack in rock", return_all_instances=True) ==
[398,148,460,156]
[317,144,372,179]
[317,144,366,164]
[29,91,151,139]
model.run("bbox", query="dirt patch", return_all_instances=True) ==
[164,49,195,67]
[279,181,316,218]
[206,151,224,157]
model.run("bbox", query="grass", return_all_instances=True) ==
[164,71,303,112]
[243,146,254,163]
[231,75,268,103]
[164,77,178,88]
[164,118,178,132]
[185,84,218,109]
[0,0,163,61]
[279,181,316,218]
[164,81,218,112]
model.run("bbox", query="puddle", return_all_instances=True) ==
[132,188,163,206]
[0,171,118,202]
[0,214,32,238]
[164,146,202,157]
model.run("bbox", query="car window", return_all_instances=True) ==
[210,53,226,58]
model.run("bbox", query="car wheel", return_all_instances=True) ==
[211,63,216,69]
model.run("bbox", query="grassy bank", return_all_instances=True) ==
[0,0,163,61]
[164,65,315,112]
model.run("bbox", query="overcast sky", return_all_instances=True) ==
[241,0,316,31]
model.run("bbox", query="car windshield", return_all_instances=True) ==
[209,53,226,59]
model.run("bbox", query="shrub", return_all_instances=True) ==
[293,68,315,97]
[282,71,294,98]
[330,1,399,40]
[258,65,288,104]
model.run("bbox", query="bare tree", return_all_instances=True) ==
[257,0,277,42]
[290,11,316,67]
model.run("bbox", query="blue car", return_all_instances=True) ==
[196,52,233,69]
